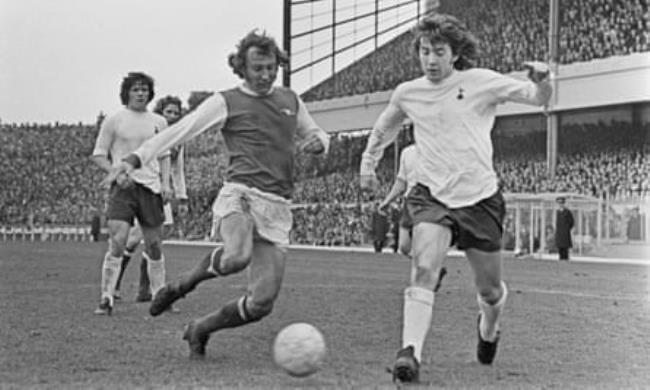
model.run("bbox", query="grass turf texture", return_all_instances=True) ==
[1,241,649,389]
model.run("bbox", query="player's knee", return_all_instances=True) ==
[412,265,439,290]
[245,297,275,321]
[219,251,251,275]
[144,241,162,260]
[109,236,126,257]
[477,284,503,305]
[399,242,411,256]
[125,240,140,253]
[414,266,434,288]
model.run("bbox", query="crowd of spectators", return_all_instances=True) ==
[2,119,646,247]
[496,121,650,199]
[0,122,650,245]
[0,123,104,227]
[301,0,649,102]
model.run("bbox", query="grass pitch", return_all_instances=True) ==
[1,241,649,389]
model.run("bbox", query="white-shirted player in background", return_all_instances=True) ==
[378,130,447,292]
[91,72,173,315]
[113,95,187,304]
[360,14,552,383]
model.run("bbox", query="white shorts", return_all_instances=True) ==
[211,182,293,246]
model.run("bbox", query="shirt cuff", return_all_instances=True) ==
[123,153,142,169]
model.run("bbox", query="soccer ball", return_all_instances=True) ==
[273,322,326,377]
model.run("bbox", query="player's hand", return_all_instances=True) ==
[523,61,550,83]
[360,174,379,193]
[378,201,390,213]
[299,134,325,154]
[100,162,134,188]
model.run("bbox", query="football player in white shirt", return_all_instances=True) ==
[114,96,187,304]
[378,134,447,292]
[91,72,173,315]
[360,14,552,383]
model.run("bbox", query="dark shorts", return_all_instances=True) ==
[399,201,413,230]
[406,184,505,252]
[106,182,164,228]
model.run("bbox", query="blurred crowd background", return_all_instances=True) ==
[1,0,648,250]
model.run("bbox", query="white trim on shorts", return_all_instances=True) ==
[210,182,292,246]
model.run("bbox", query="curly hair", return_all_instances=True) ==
[119,72,155,106]
[153,95,183,116]
[227,30,289,79]
[412,14,479,70]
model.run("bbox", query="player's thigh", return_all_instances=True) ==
[465,248,502,293]
[126,222,143,247]
[140,224,162,246]
[411,222,451,287]
[246,240,286,304]
[219,212,254,265]
[398,226,412,255]
[107,219,131,254]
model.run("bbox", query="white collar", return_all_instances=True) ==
[238,83,275,96]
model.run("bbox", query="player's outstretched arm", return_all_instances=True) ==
[359,101,406,194]
[129,93,229,170]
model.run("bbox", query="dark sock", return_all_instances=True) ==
[115,254,131,291]
[139,258,150,291]
[196,297,251,334]
[178,248,221,295]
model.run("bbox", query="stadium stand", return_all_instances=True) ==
[301,0,649,102]
[1,0,648,246]
[2,120,647,245]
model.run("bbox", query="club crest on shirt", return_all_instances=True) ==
[280,108,295,116]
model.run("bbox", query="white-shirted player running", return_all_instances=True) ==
[360,14,552,383]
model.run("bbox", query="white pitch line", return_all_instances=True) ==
[220,282,648,302]
[520,287,648,302]
[163,240,649,266]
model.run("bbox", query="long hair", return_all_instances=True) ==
[227,30,289,79]
[412,14,479,70]
[119,72,155,105]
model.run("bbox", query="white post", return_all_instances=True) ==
[540,203,547,254]
[597,196,602,247]
[577,208,583,255]
[514,204,521,255]
[605,192,610,241]
[529,203,535,255]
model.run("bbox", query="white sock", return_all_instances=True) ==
[144,252,166,295]
[477,281,508,342]
[101,252,121,301]
[402,286,435,362]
